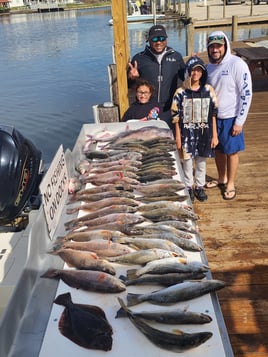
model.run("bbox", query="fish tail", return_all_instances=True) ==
[66,206,79,214]
[40,269,59,280]
[119,275,127,282]
[126,293,142,307]
[126,269,138,280]
[54,292,72,306]
[47,240,64,254]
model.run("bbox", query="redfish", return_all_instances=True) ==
[49,248,116,275]
[41,269,126,293]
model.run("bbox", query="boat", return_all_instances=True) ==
[0,120,233,356]
[108,0,165,26]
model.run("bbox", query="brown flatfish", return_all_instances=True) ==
[54,292,113,351]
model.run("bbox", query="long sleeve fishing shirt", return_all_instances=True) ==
[206,31,252,126]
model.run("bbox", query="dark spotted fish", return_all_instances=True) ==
[115,305,212,324]
[117,298,212,352]
[126,279,226,307]
[54,292,113,351]
[41,269,126,292]
[121,271,206,287]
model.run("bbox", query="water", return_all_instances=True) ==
[0,6,267,163]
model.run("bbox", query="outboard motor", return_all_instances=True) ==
[0,125,43,230]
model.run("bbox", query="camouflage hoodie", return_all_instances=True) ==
[171,56,218,159]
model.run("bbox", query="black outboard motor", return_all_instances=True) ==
[0,125,43,228]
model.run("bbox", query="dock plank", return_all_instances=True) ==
[193,63,268,356]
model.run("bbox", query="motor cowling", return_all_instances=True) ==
[0,125,42,223]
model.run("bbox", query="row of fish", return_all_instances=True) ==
[42,125,226,354]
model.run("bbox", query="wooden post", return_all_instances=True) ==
[186,23,194,57]
[207,5,210,20]
[232,15,238,42]
[111,0,130,120]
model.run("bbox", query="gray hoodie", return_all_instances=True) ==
[206,30,252,126]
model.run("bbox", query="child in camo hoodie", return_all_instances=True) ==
[171,56,218,202]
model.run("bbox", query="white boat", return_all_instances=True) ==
[0,121,233,357]
[108,1,165,26]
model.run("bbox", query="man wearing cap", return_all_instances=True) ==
[206,30,252,200]
[128,24,185,127]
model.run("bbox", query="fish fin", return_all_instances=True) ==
[54,292,72,306]
[115,306,127,319]
[119,275,127,282]
[126,293,142,307]
[126,269,138,280]
[172,329,184,335]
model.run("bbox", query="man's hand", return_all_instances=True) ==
[232,124,243,136]
[128,61,139,79]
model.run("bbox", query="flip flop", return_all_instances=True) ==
[223,188,236,200]
[205,180,226,189]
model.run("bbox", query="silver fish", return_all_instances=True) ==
[115,306,212,324]
[41,269,126,293]
[117,298,213,352]
[111,237,186,257]
[126,279,226,306]
[101,126,173,146]
[122,271,206,286]
[107,248,178,265]
[131,257,208,277]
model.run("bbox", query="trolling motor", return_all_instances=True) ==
[0,125,44,231]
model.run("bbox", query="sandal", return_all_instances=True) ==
[205,180,226,189]
[223,188,236,200]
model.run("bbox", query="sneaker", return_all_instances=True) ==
[187,188,195,203]
[194,187,208,202]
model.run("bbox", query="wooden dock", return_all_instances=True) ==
[193,46,268,357]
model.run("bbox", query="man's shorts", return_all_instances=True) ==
[216,117,245,155]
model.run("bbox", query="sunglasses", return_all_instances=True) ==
[207,35,224,44]
[150,36,166,43]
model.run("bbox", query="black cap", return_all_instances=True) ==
[148,25,167,41]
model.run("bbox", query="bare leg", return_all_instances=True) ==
[226,152,239,191]
[215,150,227,184]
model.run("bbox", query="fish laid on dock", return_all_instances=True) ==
[41,269,126,293]
[50,239,136,257]
[106,248,182,265]
[54,292,113,351]
[115,305,212,324]
[60,229,127,242]
[126,279,226,307]
[47,248,116,275]
[130,257,209,277]
[117,298,212,352]
[121,271,206,287]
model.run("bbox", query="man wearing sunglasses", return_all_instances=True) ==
[206,31,252,200]
[128,24,185,128]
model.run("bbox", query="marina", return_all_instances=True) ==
[0,2,268,357]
